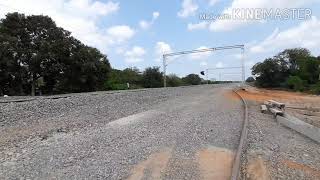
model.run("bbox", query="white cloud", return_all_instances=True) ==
[139,21,149,29]
[154,44,213,63]
[187,21,209,31]
[189,46,212,60]
[115,47,125,54]
[154,42,172,62]
[155,42,172,55]
[250,17,320,54]
[209,0,314,32]
[208,0,220,6]
[215,62,224,68]
[124,46,146,63]
[153,12,160,19]
[106,25,135,43]
[177,0,198,18]
[245,60,255,67]
[200,61,208,66]
[139,11,160,30]
[0,0,134,53]
[233,53,243,59]
[64,0,119,18]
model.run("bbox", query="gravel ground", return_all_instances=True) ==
[0,84,243,179]
[243,100,320,180]
[0,87,198,148]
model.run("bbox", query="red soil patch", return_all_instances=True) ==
[225,87,320,127]
[223,91,241,102]
[236,89,307,103]
[127,149,172,180]
[225,87,320,106]
[247,157,271,180]
[197,146,234,180]
[282,160,320,178]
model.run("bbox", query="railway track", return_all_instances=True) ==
[231,88,249,180]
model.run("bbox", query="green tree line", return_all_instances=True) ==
[105,66,208,90]
[249,48,320,94]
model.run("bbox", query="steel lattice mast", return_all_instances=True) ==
[163,45,245,87]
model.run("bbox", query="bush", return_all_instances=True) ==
[167,74,183,87]
[142,67,163,88]
[128,84,143,89]
[182,74,201,85]
[246,77,255,83]
[252,58,289,87]
[311,82,320,95]
[104,81,128,90]
[286,76,304,91]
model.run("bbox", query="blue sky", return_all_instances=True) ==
[1,0,320,81]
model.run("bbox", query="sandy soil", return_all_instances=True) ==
[226,87,320,128]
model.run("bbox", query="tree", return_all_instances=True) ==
[0,13,70,95]
[105,67,142,90]
[59,45,111,92]
[122,67,142,85]
[104,69,126,90]
[296,57,319,84]
[166,74,183,87]
[0,13,29,95]
[0,32,15,95]
[251,48,320,93]
[0,12,111,95]
[277,48,311,74]
[287,76,304,91]
[252,58,289,87]
[246,77,255,83]
[182,74,201,85]
[275,48,319,85]
[311,82,320,94]
[142,67,163,88]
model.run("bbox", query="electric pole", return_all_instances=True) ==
[163,55,167,87]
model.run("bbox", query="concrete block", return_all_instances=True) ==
[270,108,284,116]
[261,105,268,113]
[276,114,320,144]
[268,100,285,109]
[264,101,272,107]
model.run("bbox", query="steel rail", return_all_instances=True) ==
[206,67,242,71]
[163,45,244,57]
[230,88,249,180]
